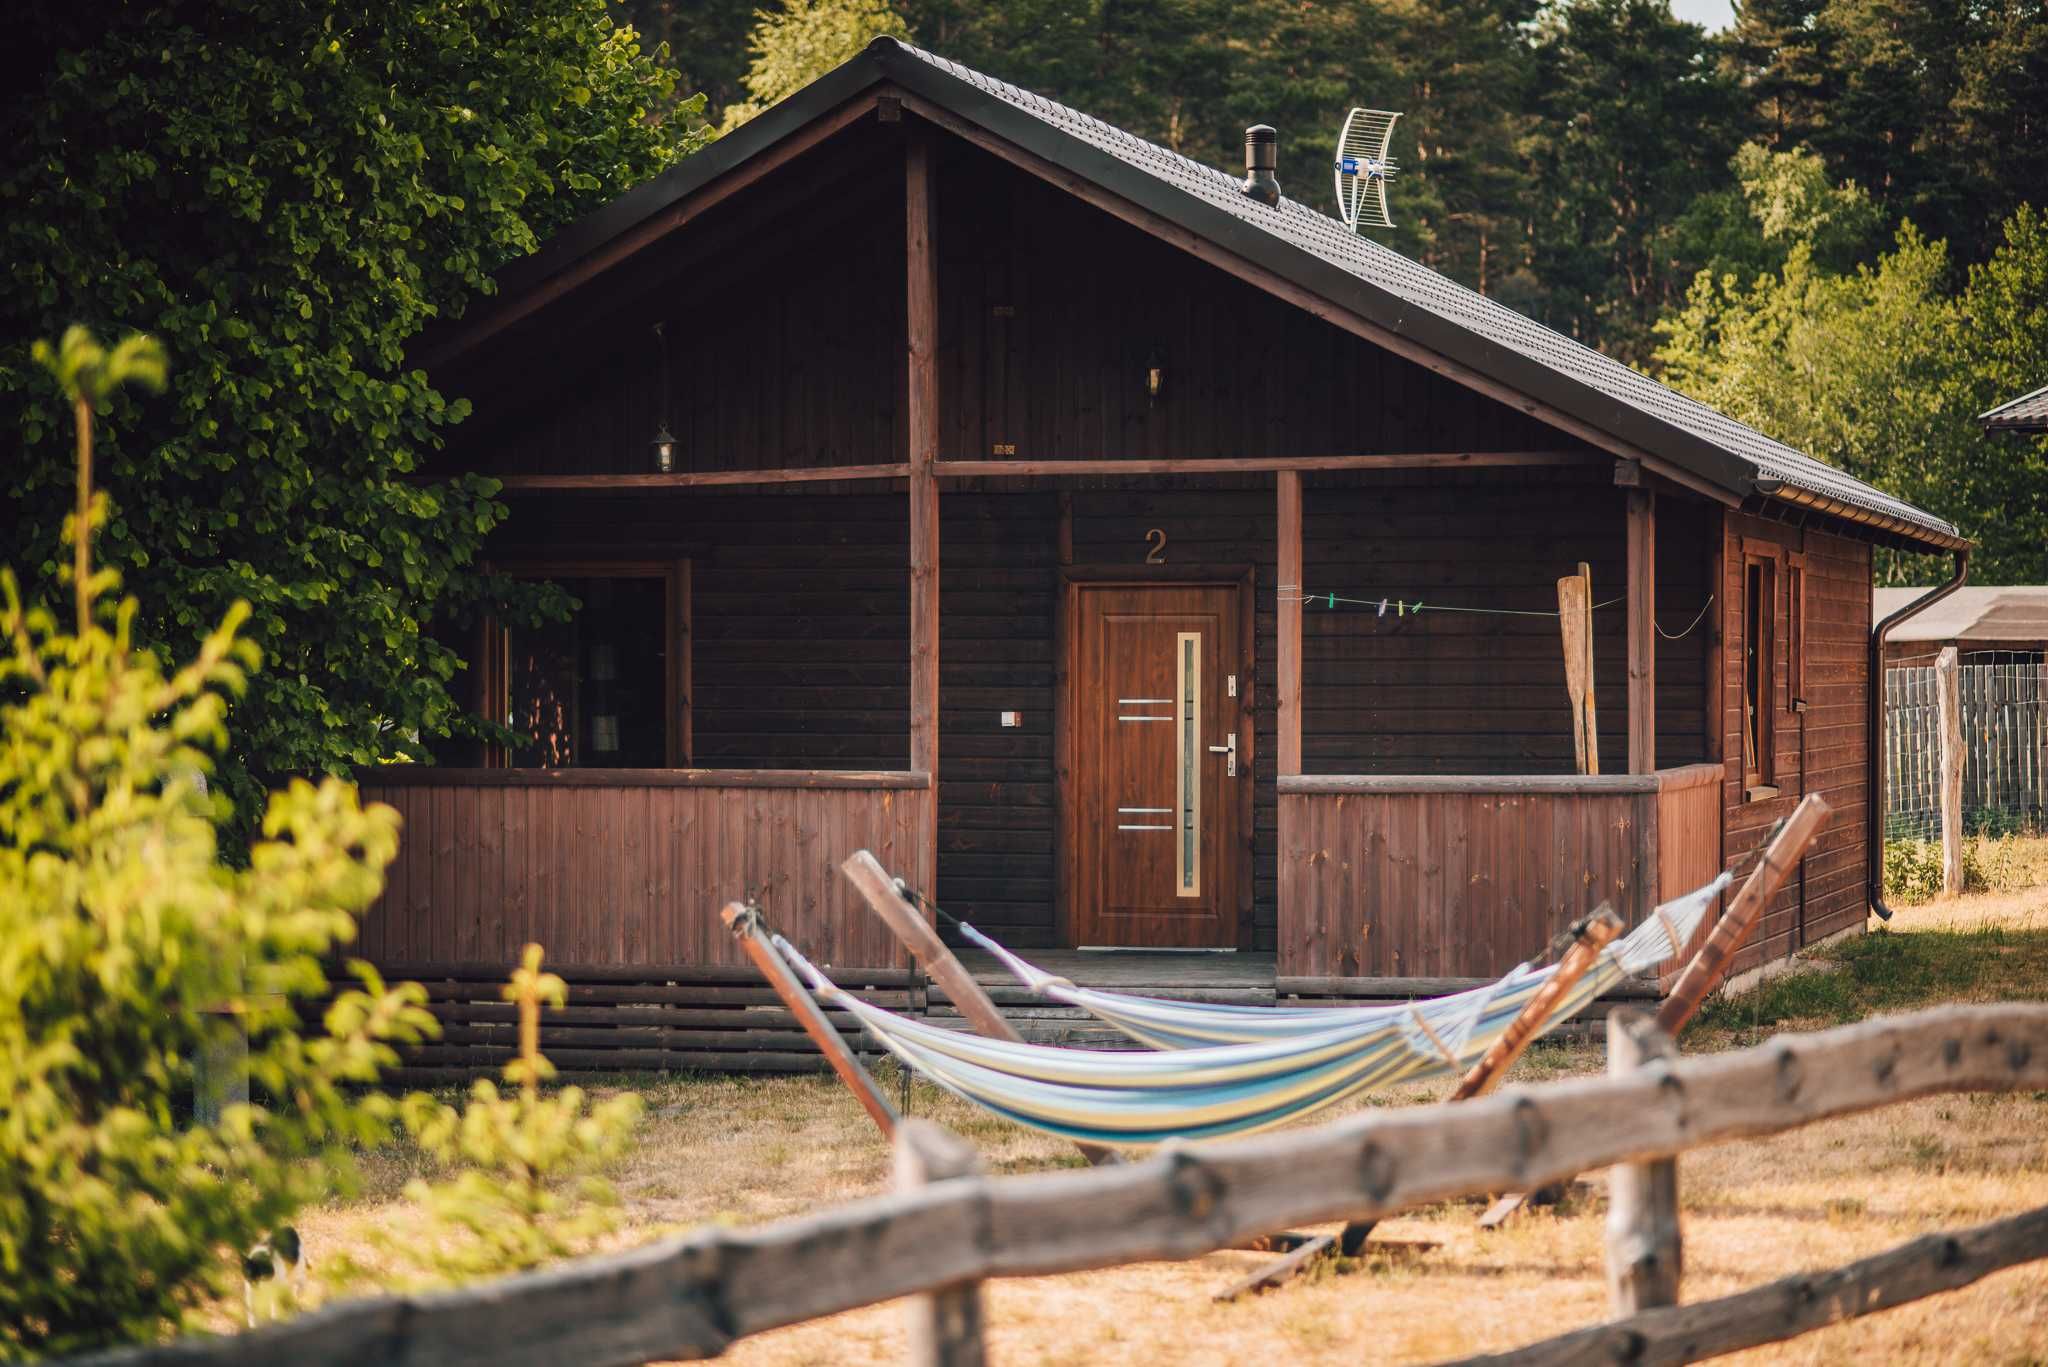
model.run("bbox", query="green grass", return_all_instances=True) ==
[1693,919,2048,1040]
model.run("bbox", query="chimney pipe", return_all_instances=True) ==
[1243,125,1279,205]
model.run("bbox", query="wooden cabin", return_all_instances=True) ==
[361,41,1967,1070]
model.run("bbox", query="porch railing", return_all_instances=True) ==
[1275,763,1723,982]
[355,768,933,971]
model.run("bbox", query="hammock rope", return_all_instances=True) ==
[776,873,1728,1146]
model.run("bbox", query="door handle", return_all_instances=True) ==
[1209,733,1237,776]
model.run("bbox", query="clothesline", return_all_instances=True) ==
[1276,586,1715,639]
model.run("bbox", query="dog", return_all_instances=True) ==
[241,1226,308,1326]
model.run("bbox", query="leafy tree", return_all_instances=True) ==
[0,328,434,1358]
[722,0,912,130]
[1521,0,1744,361]
[0,2,704,836]
[614,0,753,128]
[1656,205,2048,582]
[1672,143,1885,287]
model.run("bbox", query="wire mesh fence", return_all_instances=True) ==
[1885,651,2048,841]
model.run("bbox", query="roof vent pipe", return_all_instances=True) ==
[1243,125,1279,205]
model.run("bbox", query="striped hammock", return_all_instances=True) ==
[775,873,1728,1147]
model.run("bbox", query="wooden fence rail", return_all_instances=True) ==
[69,1002,2048,1367]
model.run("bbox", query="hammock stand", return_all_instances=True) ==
[721,795,1827,1292]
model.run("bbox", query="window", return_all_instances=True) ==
[1742,552,1777,797]
[1786,553,1806,710]
[486,561,689,769]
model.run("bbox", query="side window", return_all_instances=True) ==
[486,561,689,769]
[1786,554,1806,710]
[1742,551,1778,796]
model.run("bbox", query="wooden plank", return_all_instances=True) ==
[491,464,912,490]
[1937,646,1963,894]
[362,768,932,790]
[935,451,1586,477]
[1628,487,1656,773]
[1558,562,1597,775]
[841,849,1119,1167]
[1658,792,1830,1033]
[722,900,897,1137]
[1463,1203,2048,1367]
[1276,470,1302,776]
[78,1004,2048,1367]
[1604,1009,1681,1315]
[1449,907,1623,1101]
[1278,771,1717,797]
[907,130,941,873]
[895,1122,987,1366]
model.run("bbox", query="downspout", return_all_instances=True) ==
[1867,548,1970,920]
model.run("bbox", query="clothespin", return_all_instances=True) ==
[1397,599,1405,617]
[1377,598,1388,617]
[1327,591,1336,609]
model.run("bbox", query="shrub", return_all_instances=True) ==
[374,946,642,1284]
[0,328,434,1358]
[1883,836,1995,902]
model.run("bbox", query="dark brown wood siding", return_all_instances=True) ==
[933,143,1570,462]
[1300,473,1716,777]
[1719,512,1873,971]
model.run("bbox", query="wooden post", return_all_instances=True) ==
[1451,906,1624,1102]
[895,1121,987,1366]
[1558,561,1598,775]
[906,129,940,875]
[1626,487,1656,774]
[1937,646,1964,895]
[1605,1008,1681,1314]
[722,901,898,1138]
[1276,470,1303,776]
[1656,792,1830,1034]
[841,850,1119,1165]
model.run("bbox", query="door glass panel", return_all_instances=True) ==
[1176,631,1201,897]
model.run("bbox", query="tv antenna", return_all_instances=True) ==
[1333,108,1402,231]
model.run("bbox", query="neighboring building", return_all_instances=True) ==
[1876,587,2048,665]
[1981,385,2048,434]
[360,40,1964,1065]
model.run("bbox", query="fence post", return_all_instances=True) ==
[1937,646,1964,894]
[1605,1007,1681,1314]
[895,1120,987,1366]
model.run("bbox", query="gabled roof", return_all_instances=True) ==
[1874,586,2048,645]
[1982,384,2048,433]
[452,38,1965,551]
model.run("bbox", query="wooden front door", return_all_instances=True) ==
[1068,582,1248,948]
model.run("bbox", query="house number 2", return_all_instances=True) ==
[1144,528,1167,563]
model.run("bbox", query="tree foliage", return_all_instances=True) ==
[0,330,434,1358]
[0,1,704,834]
[1657,204,2048,581]
[721,0,911,130]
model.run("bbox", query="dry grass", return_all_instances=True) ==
[293,882,2048,1365]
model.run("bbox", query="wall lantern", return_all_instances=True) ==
[650,320,677,472]
[1146,349,1167,406]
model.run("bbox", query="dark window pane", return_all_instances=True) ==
[507,577,667,768]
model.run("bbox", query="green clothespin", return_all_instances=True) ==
[1327,591,1336,609]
